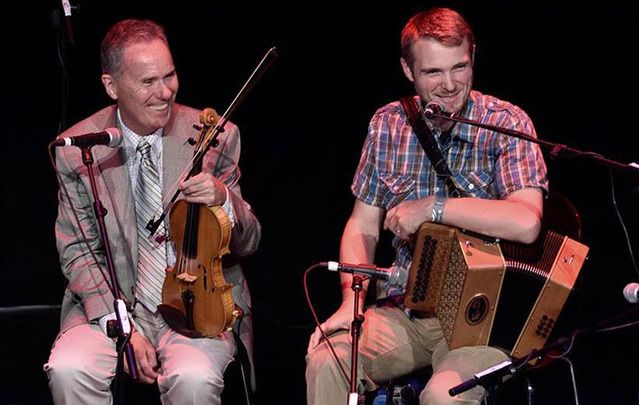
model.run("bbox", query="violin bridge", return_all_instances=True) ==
[176,273,198,283]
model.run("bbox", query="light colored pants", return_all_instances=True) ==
[44,303,236,405]
[305,304,509,405]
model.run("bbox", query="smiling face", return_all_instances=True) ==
[101,38,179,135]
[401,36,473,116]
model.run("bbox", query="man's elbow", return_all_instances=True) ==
[516,215,542,244]
[231,221,262,257]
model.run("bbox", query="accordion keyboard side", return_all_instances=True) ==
[436,242,472,344]
[404,223,457,314]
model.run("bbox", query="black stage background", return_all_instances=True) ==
[1,1,638,404]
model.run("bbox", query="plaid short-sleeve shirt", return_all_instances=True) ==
[351,90,549,298]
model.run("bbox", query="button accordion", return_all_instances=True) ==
[404,220,588,358]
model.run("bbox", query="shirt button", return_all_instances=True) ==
[468,184,475,190]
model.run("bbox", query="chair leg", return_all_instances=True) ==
[231,330,253,405]
[237,358,252,405]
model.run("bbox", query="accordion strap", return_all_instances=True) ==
[399,96,465,198]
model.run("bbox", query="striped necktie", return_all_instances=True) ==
[134,138,166,312]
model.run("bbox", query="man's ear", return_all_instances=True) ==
[101,74,118,100]
[400,57,415,83]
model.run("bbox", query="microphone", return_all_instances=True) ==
[423,100,446,118]
[52,128,123,148]
[448,359,514,396]
[321,261,407,285]
[623,283,639,303]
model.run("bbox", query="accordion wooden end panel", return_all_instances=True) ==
[404,222,589,357]
[510,237,589,358]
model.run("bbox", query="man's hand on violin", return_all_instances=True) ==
[179,172,227,207]
[126,330,160,384]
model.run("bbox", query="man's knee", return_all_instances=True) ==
[306,340,349,378]
[44,352,99,386]
[420,370,484,405]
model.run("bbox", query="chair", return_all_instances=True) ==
[365,367,431,405]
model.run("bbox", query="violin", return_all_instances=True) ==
[158,108,240,338]
[148,47,278,337]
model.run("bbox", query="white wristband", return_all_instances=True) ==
[431,195,446,224]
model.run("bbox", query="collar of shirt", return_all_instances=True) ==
[117,110,163,157]
[453,93,479,144]
[417,95,476,145]
[116,109,164,187]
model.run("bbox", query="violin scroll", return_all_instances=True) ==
[200,108,220,127]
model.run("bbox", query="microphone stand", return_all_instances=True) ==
[79,146,138,403]
[448,336,572,398]
[347,274,366,405]
[426,110,639,176]
[447,299,639,400]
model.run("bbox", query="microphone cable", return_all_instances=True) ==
[303,263,366,387]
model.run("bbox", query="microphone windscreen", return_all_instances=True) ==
[105,128,124,147]
[623,283,639,303]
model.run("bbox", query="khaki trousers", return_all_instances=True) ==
[306,304,509,405]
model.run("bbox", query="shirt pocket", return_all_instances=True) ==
[379,173,416,208]
[453,170,494,198]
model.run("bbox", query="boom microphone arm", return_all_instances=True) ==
[426,109,639,176]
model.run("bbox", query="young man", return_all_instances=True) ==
[306,7,547,405]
